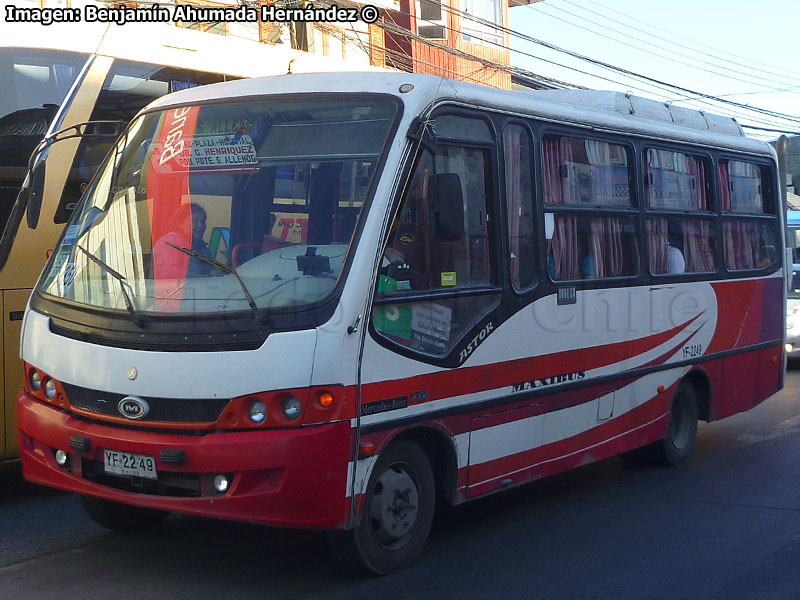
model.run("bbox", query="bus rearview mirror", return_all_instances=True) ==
[26,161,46,229]
[429,173,464,242]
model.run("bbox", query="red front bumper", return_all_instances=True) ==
[18,391,353,529]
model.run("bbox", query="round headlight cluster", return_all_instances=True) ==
[248,399,267,424]
[30,370,41,392]
[282,396,302,421]
[44,378,57,399]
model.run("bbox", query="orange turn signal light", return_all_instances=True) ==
[318,392,334,408]
[358,441,375,458]
[657,385,665,393]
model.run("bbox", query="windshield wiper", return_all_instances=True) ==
[165,242,267,324]
[75,244,143,328]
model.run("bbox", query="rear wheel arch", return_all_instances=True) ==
[684,367,712,422]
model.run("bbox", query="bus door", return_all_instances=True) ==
[362,115,504,500]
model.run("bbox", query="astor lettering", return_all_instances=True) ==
[459,322,494,363]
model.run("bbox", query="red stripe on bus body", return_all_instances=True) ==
[707,280,761,353]
[466,416,668,498]
[467,385,673,488]
[361,313,702,407]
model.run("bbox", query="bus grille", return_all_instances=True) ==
[62,383,230,423]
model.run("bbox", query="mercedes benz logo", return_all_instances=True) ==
[118,396,149,420]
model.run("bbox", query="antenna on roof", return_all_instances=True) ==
[287,59,295,75]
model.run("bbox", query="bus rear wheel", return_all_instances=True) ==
[654,382,698,466]
[81,495,169,532]
[328,439,435,575]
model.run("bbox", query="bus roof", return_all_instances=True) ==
[147,72,774,157]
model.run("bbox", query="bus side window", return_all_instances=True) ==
[719,159,778,271]
[503,124,536,291]
[543,136,638,280]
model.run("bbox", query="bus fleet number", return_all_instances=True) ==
[682,344,703,359]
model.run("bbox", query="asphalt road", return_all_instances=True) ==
[2,369,800,599]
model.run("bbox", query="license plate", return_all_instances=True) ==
[103,450,157,480]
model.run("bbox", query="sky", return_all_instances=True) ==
[508,0,799,141]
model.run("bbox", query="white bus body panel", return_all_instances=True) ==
[22,310,317,397]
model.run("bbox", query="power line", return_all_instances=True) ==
[569,0,800,80]
[550,0,800,86]
[503,15,800,124]
[529,0,800,91]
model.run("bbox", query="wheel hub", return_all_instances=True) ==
[369,465,419,546]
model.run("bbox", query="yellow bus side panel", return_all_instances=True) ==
[3,289,29,459]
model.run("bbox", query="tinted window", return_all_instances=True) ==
[0,48,87,230]
[55,59,228,223]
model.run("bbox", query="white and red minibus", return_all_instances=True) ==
[17,72,786,573]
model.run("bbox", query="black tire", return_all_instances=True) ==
[328,439,435,575]
[81,495,169,532]
[652,382,698,466]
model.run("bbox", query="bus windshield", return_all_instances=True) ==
[0,48,88,234]
[39,95,398,319]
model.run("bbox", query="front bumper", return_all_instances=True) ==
[18,391,353,529]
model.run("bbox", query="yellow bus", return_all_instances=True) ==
[0,18,370,462]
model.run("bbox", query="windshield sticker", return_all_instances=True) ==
[62,224,79,245]
[61,262,83,289]
[189,134,258,174]
[441,272,456,286]
[410,303,452,353]
[47,250,70,280]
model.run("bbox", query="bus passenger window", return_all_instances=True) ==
[503,124,536,291]
[542,136,637,281]
[647,217,716,274]
[644,149,716,275]
[718,159,778,271]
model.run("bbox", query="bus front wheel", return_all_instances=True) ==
[80,495,170,532]
[328,439,435,575]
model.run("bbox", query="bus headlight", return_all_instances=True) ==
[30,370,41,392]
[282,396,302,421]
[44,379,57,399]
[55,449,68,467]
[213,474,230,493]
[248,399,267,424]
